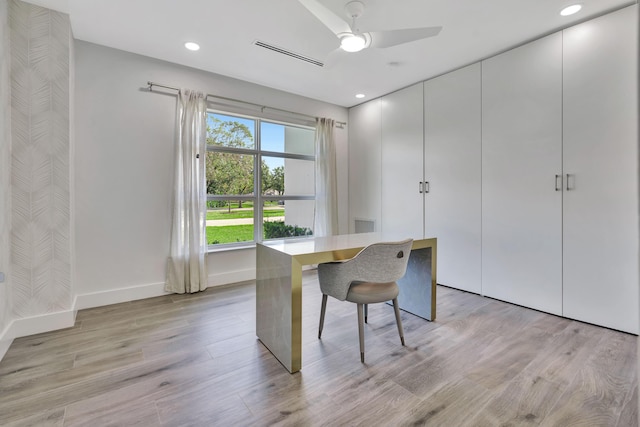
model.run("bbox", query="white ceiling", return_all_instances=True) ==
[25,0,635,107]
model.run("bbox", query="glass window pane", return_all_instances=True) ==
[203,111,316,247]
[261,156,314,196]
[261,122,314,155]
[207,113,255,149]
[263,200,314,240]
[206,152,254,196]
[206,200,255,245]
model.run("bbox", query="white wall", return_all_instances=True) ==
[73,41,348,304]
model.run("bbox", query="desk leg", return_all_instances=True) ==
[256,244,302,373]
[396,247,436,321]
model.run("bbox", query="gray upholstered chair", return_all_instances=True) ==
[317,238,414,363]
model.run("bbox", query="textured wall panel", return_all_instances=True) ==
[0,0,12,334]
[9,0,72,318]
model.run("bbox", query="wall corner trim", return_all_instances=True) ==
[0,309,77,361]
[0,321,14,362]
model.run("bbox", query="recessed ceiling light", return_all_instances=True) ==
[184,42,200,51]
[355,94,366,99]
[560,4,582,16]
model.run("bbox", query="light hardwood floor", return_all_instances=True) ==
[0,271,637,426]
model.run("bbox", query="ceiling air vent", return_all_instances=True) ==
[254,40,324,67]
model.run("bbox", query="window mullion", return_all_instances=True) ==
[254,119,263,243]
[260,150,314,162]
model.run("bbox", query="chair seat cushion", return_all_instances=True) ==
[345,281,400,304]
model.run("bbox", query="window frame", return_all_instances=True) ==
[206,109,316,250]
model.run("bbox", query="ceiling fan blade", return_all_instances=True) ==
[322,48,349,69]
[368,26,442,48]
[298,0,351,36]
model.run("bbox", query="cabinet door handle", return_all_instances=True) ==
[424,181,430,193]
[566,174,573,191]
[555,174,562,191]
[419,181,423,194]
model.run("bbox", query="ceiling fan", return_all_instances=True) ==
[298,0,442,53]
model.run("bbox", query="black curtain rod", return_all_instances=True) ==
[146,81,346,128]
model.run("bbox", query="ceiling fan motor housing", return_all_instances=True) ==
[345,1,365,19]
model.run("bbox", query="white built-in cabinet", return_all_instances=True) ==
[347,5,638,333]
[481,33,563,315]
[380,83,424,238]
[480,6,638,331]
[562,7,639,333]
[424,64,482,294]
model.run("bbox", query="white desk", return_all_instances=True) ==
[256,232,437,373]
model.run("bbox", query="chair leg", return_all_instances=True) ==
[392,298,405,346]
[357,303,365,363]
[319,294,328,339]
[364,304,368,324]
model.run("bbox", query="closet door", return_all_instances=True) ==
[562,5,639,333]
[424,63,481,293]
[348,99,382,233]
[481,33,563,314]
[380,83,424,238]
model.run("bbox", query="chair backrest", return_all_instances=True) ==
[317,238,414,301]
[352,238,414,284]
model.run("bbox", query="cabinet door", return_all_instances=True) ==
[424,63,481,293]
[562,6,639,333]
[380,83,424,238]
[481,33,563,314]
[348,99,382,233]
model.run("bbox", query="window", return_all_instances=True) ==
[206,112,315,247]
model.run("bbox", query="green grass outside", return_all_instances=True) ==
[206,209,284,220]
[207,224,254,244]
[205,201,290,244]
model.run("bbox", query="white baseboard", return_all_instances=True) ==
[207,268,255,287]
[75,268,257,310]
[75,282,170,310]
[0,269,258,362]
[11,309,77,337]
[206,266,314,287]
[0,308,77,361]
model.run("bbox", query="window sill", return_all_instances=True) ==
[207,243,256,254]
[206,235,314,254]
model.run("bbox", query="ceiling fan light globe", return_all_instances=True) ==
[340,34,366,52]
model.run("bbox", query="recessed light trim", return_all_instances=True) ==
[184,42,200,51]
[560,4,582,16]
[355,94,366,99]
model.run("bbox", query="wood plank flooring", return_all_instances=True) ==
[0,271,637,426]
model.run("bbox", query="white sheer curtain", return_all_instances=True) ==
[314,118,338,236]
[166,90,208,294]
